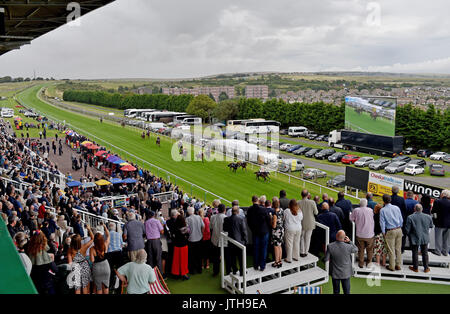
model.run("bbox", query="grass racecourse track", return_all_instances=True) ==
[14,84,450,294]
[345,106,395,137]
[18,84,360,206]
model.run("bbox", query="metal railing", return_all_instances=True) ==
[46,205,124,233]
[94,193,138,208]
[315,221,330,274]
[220,231,247,294]
[220,221,330,294]
[152,191,177,204]
[0,176,33,193]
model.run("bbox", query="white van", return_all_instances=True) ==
[182,117,202,125]
[288,126,308,137]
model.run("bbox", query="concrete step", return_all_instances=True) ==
[353,263,450,285]
[229,254,318,285]
[245,267,328,294]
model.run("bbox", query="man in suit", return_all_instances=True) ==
[223,205,248,275]
[246,195,271,271]
[433,189,450,256]
[324,230,358,294]
[298,189,318,257]
[329,198,345,227]
[405,204,434,272]
[317,203,342,243]
[335,191,353,236]
[279,190,289,210]
[391,186,407,252]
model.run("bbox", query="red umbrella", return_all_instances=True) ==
[120,165,137,172]
[88,145,100,150]
[95,150,107,157]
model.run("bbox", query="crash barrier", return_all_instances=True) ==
[94,193,138,209]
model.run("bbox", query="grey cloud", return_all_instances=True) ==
[0,0,449,78]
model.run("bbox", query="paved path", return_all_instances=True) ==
[45,140,104,182]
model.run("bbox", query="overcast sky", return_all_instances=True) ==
[1,0,449,79]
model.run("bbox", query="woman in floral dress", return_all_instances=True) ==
[67,225,94,294]
[271,197,284,268]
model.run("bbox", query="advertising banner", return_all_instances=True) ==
[403,180,443,199]
[367,172,404,196]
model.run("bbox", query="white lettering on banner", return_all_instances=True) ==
[403,181,442,198]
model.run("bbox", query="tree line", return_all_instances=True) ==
[63,89,449,150]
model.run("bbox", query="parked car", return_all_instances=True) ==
[391,155,412,163]
[307,133,318,140]
[293,147,312,155]
[385,161,407,174]
[305,148,321,158]
[287,144,303,153]
[417,149,433,158]
[341,155,360,164]
[402,147,417,155]
[326,175,346,187]
[328,152,347,162]
[280,129,288,135]
[303,168,327,180]
[315,149,336,160]
[429,164,445,176]
[266,141,279,149]
[404,164,425,176]
[369,158,391,170]
[354,156,375,167]
[407,159,427,168]
[315,135,327,142]
[280,143,292,151]
[430,151,447,161]
[444,154,450,163]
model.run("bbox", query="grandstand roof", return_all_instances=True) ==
[0,0,115,56]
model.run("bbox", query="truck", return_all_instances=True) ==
[328,130,403,157]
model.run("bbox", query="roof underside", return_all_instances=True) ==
[0,0,115,56]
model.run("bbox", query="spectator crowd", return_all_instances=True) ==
[1,118,449,295]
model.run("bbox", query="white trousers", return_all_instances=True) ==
[285,229,301,261]
[300,229,313,255]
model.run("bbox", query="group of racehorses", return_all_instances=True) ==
[228,161,271,181]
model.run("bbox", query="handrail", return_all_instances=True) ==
[220,231,247,294]
[152,191,177,204]
[315,221,330,274]
[0,176,33,193]
[351,220,356,272]
[46,205,125,231]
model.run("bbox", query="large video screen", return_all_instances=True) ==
[345,96,396,137]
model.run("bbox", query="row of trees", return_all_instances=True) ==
[63,89,449,150]
[63,90,194,112]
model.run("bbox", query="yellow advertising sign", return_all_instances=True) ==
[367,172,404,197]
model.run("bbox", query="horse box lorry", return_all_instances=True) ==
[328,129,403,157]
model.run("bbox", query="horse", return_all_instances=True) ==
[255,171,270,181]
[237,161,247,171]
[228,162,239,173]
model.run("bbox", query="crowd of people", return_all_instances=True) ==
[1,116,449,295]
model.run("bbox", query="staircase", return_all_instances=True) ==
[223,254,328,294]
[353,251,450,285]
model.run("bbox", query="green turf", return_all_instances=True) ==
[18,84,360,207]
[345,106,395,137]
